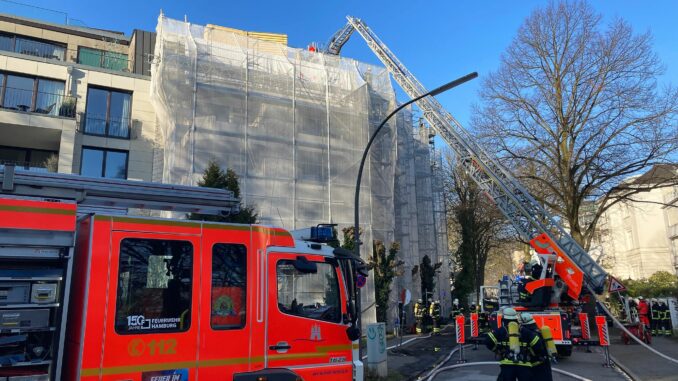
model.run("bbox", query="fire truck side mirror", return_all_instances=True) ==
[293,256,317,274]
[346,325,361,341]
[348,299,357,319]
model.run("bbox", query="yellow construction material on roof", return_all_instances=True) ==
[204,24,287,45]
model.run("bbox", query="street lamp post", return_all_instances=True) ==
[352,72,477,347]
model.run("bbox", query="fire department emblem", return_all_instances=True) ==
[310,324,322,341]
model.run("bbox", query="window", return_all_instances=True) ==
[0,73,71,117]
[276,260,341,323]
[211,244,247,330]
[78,47,129,72]
[84,87,132,138]
[0,33,65,61]
[0,146,58,172]
[80,147,128,179]
[115,238,193,334]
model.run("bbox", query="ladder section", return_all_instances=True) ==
[0,166,239,216]
[345,16,607,293]
[325,23,356,55]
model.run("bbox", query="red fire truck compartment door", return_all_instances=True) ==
[266,251,353,381]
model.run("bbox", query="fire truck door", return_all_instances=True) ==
[197,229,251,379]
[266,252,353,380]
[100,232,200,381]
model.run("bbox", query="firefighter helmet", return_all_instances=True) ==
[520,312,535,325]
[502,307,519,321]
[638,296,644,300]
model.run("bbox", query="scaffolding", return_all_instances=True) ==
[150,15,449,327]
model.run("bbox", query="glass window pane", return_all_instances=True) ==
[0,147,28,163]
[211,244,247,330]
[109,91,131,138]
[104,150,127,179]
[276,260,341,323]
[78,47,103,67]
[0,34,12,52]
[85,88,108,135]
[103,51,128,71]
[36,79,65,116]
[115,238,193,334]
[3,75,34,110]
[15,37,64,60]
[80,148,104,177]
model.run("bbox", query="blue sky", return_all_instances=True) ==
[5,0,677,128]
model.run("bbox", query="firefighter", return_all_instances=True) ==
[650,298,660,336]
[637,296,650,330]
[485,308,531,380]
[430,300,442,335]
[659,299,671,336]
[517,273,535,305]
[414,299,425,334]
[520,312,553,381]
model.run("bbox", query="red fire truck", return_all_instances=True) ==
[0,166,364,381]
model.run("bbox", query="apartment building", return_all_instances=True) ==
[0,13,156,181]
[594,165,678,279]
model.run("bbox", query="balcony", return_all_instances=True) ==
[79,113,131,139]
[77,47,131,72]
[0,34,66,61]
[0,160,55,173]
[1,87,76,118]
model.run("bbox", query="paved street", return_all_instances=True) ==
[608,329,678,381]
[382,325,667,380]
[429,344,628,381]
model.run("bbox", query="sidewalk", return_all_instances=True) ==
[373,325,459,380]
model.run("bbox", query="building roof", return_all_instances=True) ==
[0,13,131,44]
[631,164,678,185]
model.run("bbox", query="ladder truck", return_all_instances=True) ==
[0,166,365,381]
[324,16,610,355]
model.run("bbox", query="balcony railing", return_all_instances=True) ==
[0,35,66,61]
[0,160,54,173]
[0,87,76,118]
[0,35,132,73]
[77,48,131,72]
[80,113,131,139]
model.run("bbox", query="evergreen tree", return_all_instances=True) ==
[369,240,403,323]
[190,160,258,224]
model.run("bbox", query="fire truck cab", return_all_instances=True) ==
[0,167,364,381]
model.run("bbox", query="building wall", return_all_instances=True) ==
[597,185,676,279]
[0,17,157,182]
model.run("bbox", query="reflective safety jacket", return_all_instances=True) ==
[485,326,508,354]
[429,302,441,318]
[414,302,425,318]
[651,303,660,320]
[518,324,547,367]
[517,276,535,302]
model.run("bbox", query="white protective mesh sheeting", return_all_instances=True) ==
[150,15,448,328]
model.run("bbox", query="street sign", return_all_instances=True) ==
[356,274,367,288]
[400,289,411,306]
[608,276,626,293]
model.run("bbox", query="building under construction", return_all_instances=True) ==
[150,15,450,327]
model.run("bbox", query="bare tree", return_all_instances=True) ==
[444,154,511,305]
[474,0,678,250]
